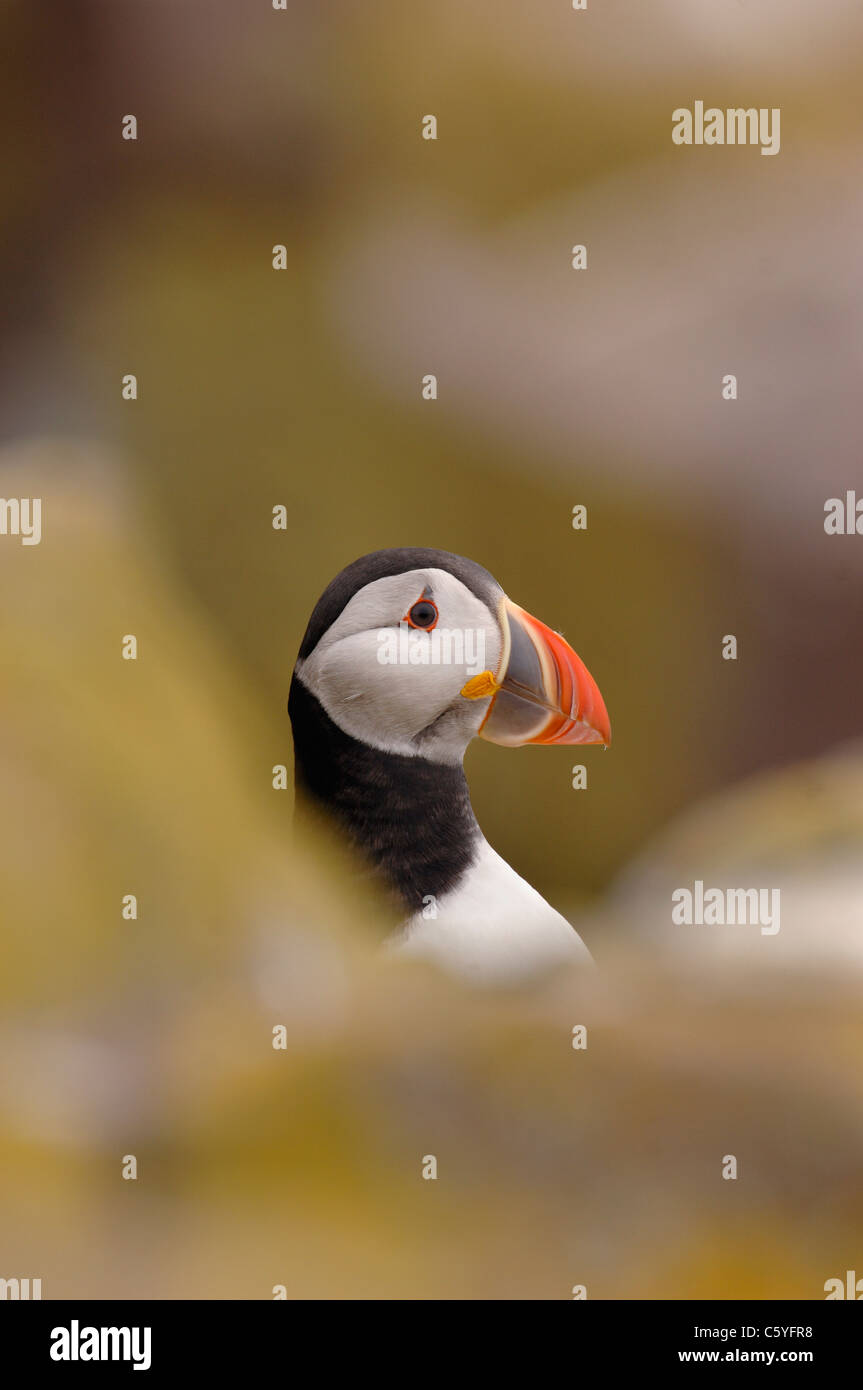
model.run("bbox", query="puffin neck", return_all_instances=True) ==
[288,677,481,914]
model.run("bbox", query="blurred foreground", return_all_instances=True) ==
[1,443,860,1299]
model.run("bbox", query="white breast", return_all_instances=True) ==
[389,839,594,985]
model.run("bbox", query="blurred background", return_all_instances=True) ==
[1,0,862,1299]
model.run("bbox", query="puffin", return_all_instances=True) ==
[289,548,611,984]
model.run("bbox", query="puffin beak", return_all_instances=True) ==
[463,597,611,748]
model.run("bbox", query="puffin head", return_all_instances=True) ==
[291,547,610,766]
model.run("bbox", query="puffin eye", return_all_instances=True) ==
[405,598,439,630]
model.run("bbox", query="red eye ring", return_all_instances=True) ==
[405,598,439,630]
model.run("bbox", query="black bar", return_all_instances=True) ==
[3,1299,859,1374]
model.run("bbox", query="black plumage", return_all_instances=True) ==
[288,677,480,914]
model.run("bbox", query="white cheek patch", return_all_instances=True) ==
[310,629,465,743]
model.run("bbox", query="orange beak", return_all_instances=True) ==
[471,598,611,748]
